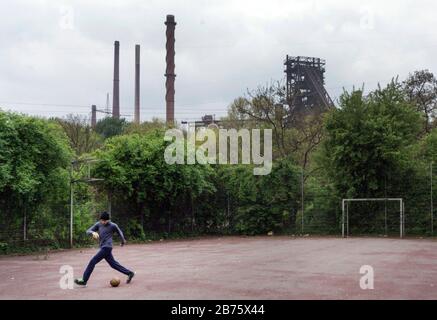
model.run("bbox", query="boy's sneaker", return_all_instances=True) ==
[74,278,87,286]
[127,272,135,284]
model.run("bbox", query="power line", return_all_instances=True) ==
[0,77,406,120]
[0,101,90,108]
[0,77,398,112]
[0,100,229,110]
[1,107,228,115]
[95,108,133,117]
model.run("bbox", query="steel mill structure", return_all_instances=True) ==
[165,14,176,125]
[92,15,177,126]
[90,17,336,129]
[112,40,120,119]
[284,55,334,114]
[134,44,140,124]
[189,56,335,127]
[91,105,97,128]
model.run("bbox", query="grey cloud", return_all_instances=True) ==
[1,0,437,122]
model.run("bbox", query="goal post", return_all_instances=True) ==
[342,198,405,238]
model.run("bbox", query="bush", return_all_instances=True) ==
[125,220,146,241]
[0,242,8,254]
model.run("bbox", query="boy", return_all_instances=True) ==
[74,212,135,286]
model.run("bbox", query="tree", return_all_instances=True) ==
[0,111,72,247]
[224,82,290,159]
[92,130,216,236]
[123,118,166,135]
[95,117,127,139]
[219,158,301,235]
[55,114,102,156]
[223,81,326,173]
[322,80,422,198]
[403,70,437,134]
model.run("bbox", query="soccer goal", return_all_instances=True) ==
[342,198,405,238]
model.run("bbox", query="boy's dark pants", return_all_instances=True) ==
[83,247,132,282]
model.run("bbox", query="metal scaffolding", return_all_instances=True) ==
[284,55,334,114]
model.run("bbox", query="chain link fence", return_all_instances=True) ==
[299,166,436,237]
[2,163,436,254]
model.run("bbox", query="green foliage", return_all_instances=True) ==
[322,81,422,197]
[219,158,300,235]
[0,242,8,254]
[123,118,166,135]
[93,130,217,235]
[303,175,340,234]
[4,70,437,254]
[420,128,437,162]
[73,201,97,243]
[95,117,127,139]
[320,81,436,235]
[125,220,146,240]
[0,112,72,194]
[55,114,102,156]
[403,70,437,134]
[0,111,73,248]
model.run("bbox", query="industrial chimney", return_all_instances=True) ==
[165,15,176,125]
[134,44,140,124]
[112,40,120,119]
[91,105,97,128]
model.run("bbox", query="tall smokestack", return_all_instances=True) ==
[91,105,97,128]
[165,15,176,125]
[134,44,140,124]
[112,40,120,119]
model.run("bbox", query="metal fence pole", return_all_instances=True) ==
[431,162,434,236]
[70,165,74,248]
[23,207,27,241]
[342,200,345,238]
[227,192,230,225]
[384,178,388,236]
[403,201,405,238]
[400,200,403,238]
[346,201,349,237]
[301,168,304,234]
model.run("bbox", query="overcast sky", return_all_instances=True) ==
[1,0,436,123]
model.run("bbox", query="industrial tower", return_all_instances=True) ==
[284,55,334,114]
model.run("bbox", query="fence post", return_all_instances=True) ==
[431,162,434,236]
[400,200,403,238]
[23,207,27,241]
[403,201,405,238]
[342,199,345,238]
[346,201,349,237]
[70,164,74,248]
[301,168,304,234]
[227,192,230,227]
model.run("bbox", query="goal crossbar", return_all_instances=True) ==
[342,198,405,238]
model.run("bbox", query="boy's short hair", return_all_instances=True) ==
[100,211,110,221]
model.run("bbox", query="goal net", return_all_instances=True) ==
[342,198,405,238]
